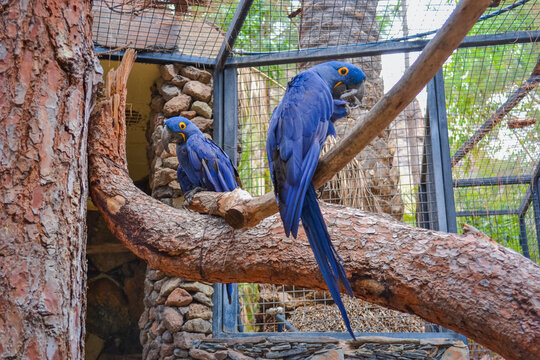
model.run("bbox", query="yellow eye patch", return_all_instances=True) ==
[338,67,349,76]
[179,122,186,130]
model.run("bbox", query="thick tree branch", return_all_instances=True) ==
[189,0,495,228]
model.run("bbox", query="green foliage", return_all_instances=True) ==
[238,283,260,332]
[377,0,402,37]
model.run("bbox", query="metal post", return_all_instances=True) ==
[212,67,240,334]
[532,167,540,256]
[225,31,540,68]
[417,124,438,230]
[213,70,225,148]
[427,69,457,233]
[518,215,531,259]
[212,284,224,335]
[424,70,465,343]
[223,68,239,163]
[453,175,532,187]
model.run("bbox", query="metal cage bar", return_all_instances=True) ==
[95,31,540,69]
[427,69,458,233]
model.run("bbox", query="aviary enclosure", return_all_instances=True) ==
[92,0,538,358]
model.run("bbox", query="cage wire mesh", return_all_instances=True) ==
[92,1,538,59]
[92,0,237,57]
[231,0,538,56]
[445,43,540,263]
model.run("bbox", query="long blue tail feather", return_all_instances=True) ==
[301,185,356,340]
[226,283,233,304]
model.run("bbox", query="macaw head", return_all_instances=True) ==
[161,116,201,153]
[311,61,366,107]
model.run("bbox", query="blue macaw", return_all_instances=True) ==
[162,116,240,302]
[266,61,366,340]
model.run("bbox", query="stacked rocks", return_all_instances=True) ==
[141,64,216,360]
[189,336,468,360]
[147,64,214,207]
[190,336,343,360]
[139,268,215,360]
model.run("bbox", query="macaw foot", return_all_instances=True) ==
[339,81,365,109]
[183,187,205,207]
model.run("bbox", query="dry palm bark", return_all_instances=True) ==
[0,0,98,357]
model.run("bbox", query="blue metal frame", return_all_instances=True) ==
[94,46,215,66]
[518,215,532,259]
[223,68,239,163]
[227,31,539,68]
[212,66,241,334]
[427,69,458,233]
[516,162,540,259]
[212,329,466,341]
[95,31,540,69]
[529,162,540,255]
[454,175,532,187]
[456,209,520,217]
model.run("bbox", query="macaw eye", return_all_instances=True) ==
[179,122,186,130]
[338,67,349,76]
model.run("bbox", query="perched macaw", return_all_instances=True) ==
[162,116,240,302]
[266,61,366,340]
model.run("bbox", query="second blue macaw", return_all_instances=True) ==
[266,61,366,340]
[162,116,240,302]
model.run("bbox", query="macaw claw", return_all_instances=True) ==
[183,186,205,207]
[333,81,365,109]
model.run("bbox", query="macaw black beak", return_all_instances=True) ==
[161,126,184,154]
[332,81,365,108]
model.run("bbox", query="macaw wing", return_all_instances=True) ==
[187,135,239,192]
[267,71,334,238]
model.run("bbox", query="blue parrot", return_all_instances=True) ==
[266,61,366,340]
[162,116,240,303]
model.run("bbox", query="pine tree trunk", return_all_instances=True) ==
[0,0,98,358]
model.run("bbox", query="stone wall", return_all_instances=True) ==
[139,268,214,360]
[189,336,468,360]
[147,63,214,206]
[139,63,216,360]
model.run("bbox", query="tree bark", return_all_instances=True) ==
[90,120,540,359]
[0,0,98,358]
[90,52,539,360]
